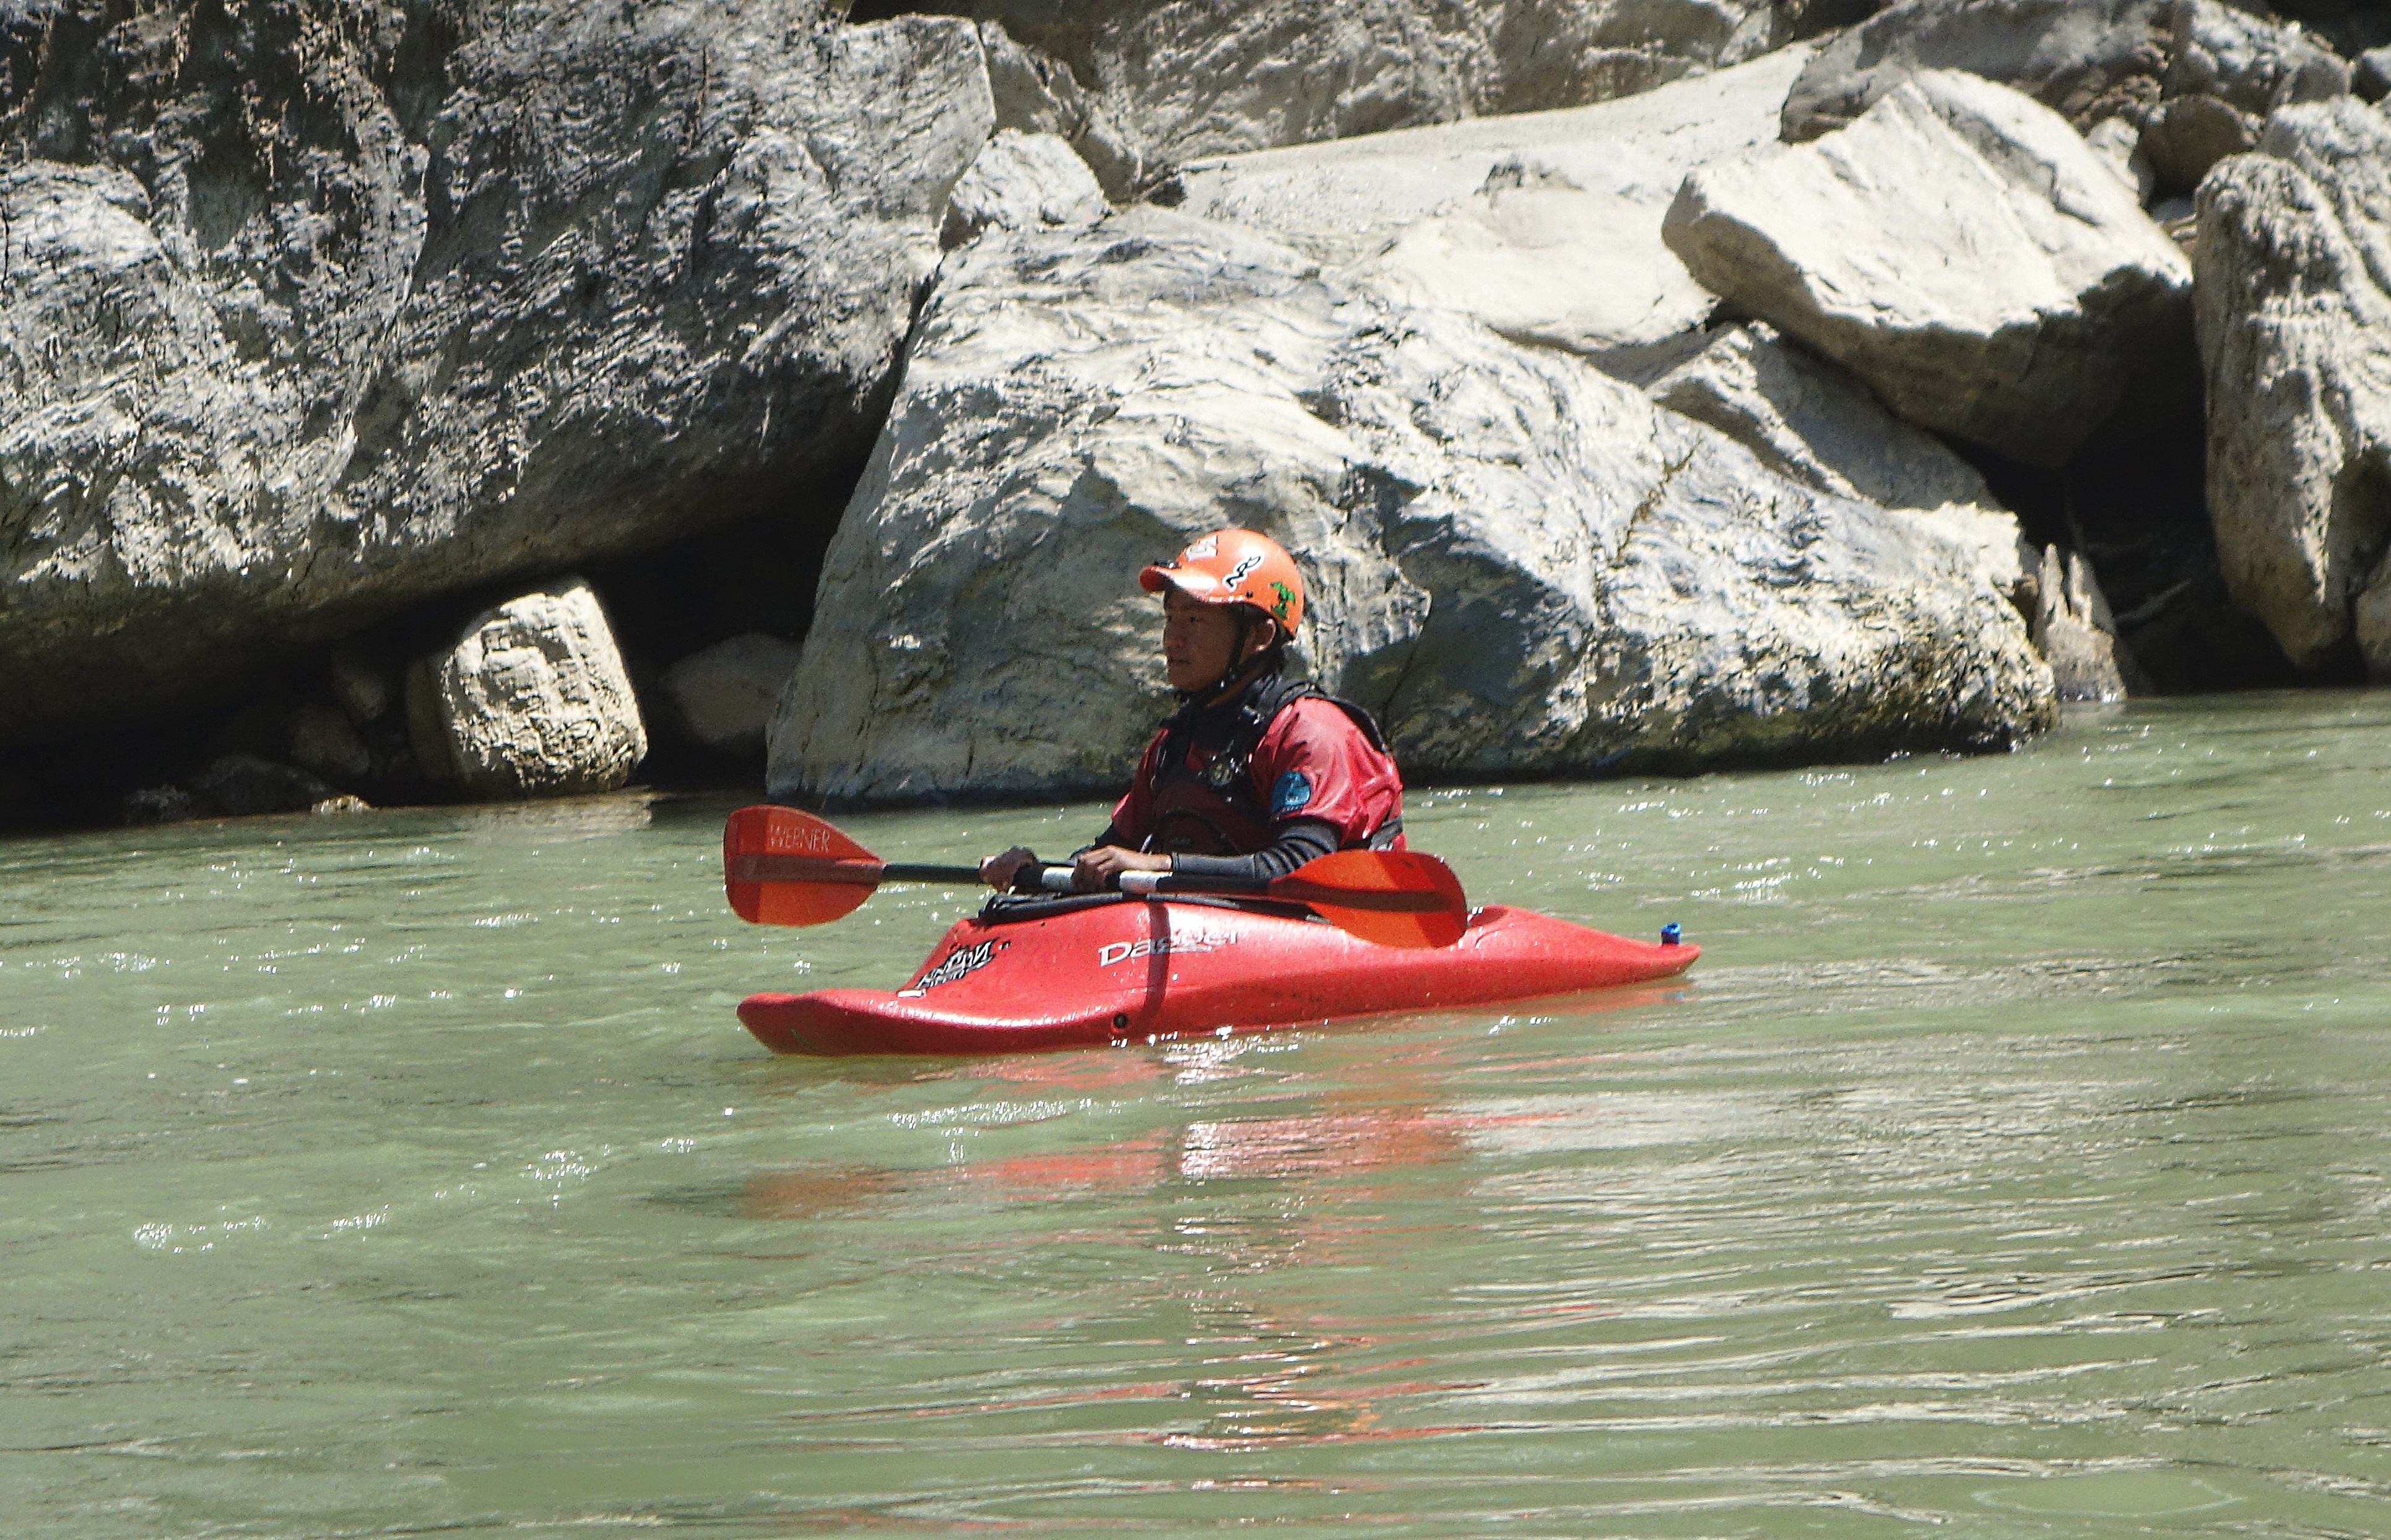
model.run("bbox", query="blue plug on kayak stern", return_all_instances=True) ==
[1660,922,1681,947]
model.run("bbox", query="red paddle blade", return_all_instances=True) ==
[724,806,883,927]
[1268,849,1469,948]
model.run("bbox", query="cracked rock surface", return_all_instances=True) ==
[2195,95,2391,673]
[768,209,2052,805]
[1666,70,2193,467]
[0,1,992,743]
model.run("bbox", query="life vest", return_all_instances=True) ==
[1141,673,1403,858]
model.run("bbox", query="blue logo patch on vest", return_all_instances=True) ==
[1270,770,1313,816]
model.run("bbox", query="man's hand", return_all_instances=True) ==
[1072,845,1170,893]
[979,846,1040,891]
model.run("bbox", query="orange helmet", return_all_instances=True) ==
[1139,528,1305,635]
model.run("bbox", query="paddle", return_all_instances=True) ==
[723,805,1468,948]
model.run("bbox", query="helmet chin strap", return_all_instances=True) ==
[1196,611,1272,706]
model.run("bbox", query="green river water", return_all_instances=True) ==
[4,692,2390,1537]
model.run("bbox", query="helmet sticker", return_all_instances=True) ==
[1223,551,1264,588]
[1185,534,1220,561]
[1270,770,1313,816]
[1270,581,1296,618]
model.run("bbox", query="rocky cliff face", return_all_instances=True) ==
[1,0,989,742]
[1,0,2379,826]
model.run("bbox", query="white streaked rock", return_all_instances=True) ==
[770,209,2053,805]
[410,579,647,798]
[1665,70,2192,466]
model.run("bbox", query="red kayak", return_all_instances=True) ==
[739,894,1698,1056]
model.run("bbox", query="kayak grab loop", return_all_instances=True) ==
[1662,922,1682,947]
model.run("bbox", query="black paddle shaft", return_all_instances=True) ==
[880,861,1077,894]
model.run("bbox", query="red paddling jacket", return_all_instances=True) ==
[1101,673,1405,878]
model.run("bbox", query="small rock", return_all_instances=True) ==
[2139,92,2259,196]
[978,21,1142,200]
[189,755,337,818]
[2357,46,2391,105]
[410,579,648,798]
[2029,545,2141,699]
[121,785,197,826]
[659,634,804,758]
[940,129,1108,249]
[311,794,373,815]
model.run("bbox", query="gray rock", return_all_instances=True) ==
[0,6,994,746]
[1667,71,2194,466]
[1648,323,2034,600]
[410,579,648,798]
[2138,92,2259,195]
[2166,0,2350,118]
[2194,96,2391,670]
[942,129,1109,249]
[659,633,804,758]
[2359,46,2391,105]
[121,785,198,826]
[1650,324,2000,515]
[767,210,2053,805]
[2028,544,2140,699]
[1782,0,2173,142]
[948,1,1854,176]
[978,21,1143,200]
[1178,47,1811,378]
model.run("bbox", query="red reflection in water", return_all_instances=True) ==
[736,1001,1686,1448]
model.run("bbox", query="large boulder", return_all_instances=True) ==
[768,210,2054,804]
[1177,47,1812,378]
[898,1,1864,176]
[1782,0,2346,146]
[0,2,993,745]
[1665,70,2194,467]
[408,579,648,798]
[2194,97,2391,672]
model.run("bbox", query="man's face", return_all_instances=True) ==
[1161,587,1266,692]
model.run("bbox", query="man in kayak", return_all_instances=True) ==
[981,528,1405,895]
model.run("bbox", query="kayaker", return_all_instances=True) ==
[981,528,1405,896]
